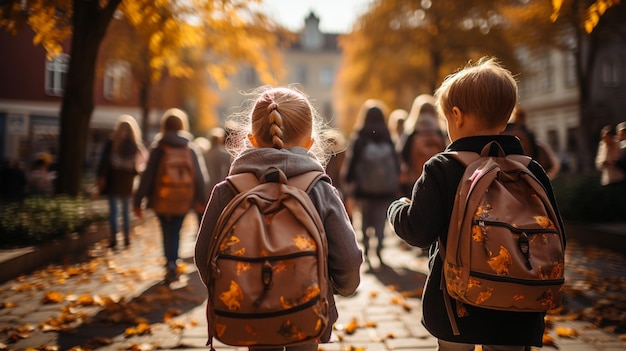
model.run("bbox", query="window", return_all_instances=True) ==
[536,53,553,92]
[601,59,619,87]
[293,65,308,86]
[319,65,335,88]
[45,53,69,96]
[104,60,131,101]
[564,52,577,87]
[241,67,259,87]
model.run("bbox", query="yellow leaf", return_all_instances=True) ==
[42,291,65,304]
[555,326,578,338]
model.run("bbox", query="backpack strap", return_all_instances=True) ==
[226,168,328,194]
[226,173,259,193]
[288,171,328,193]
[446,141,532,168]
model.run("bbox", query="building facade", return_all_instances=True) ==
[0,27,184,179]
[213,12,342,128]
[517,31,626,175]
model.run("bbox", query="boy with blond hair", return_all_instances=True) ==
[388,57,565,350]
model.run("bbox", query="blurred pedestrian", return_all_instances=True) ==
[399,94,447,197]
[324,129,351,219]
[204,127,232,194]
[97,115,148,249]
[595,125,625,186]
[502,107,560,178]
[28,153,53,196]
[0,158,26,201]
[134,108,207,283]
[388,108,408,150]
[616,121,626,172]
[343,99,400,268]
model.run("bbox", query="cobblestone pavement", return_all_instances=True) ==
[1,213,625,351]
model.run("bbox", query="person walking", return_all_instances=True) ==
[343,99,400,268]
[97,115,147,249]
[134,108,207,283]
[615,121,626,172]
[203,127,232,195]
[595,125,625,186]
[194,86,362,351]
[387,57,565,350]
[399,94,447,197]
[502,107,561,179]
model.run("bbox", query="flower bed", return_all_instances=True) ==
[0,196,108,249]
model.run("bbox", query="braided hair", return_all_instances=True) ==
[227,85,334,166]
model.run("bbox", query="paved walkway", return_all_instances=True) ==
[0,213,625,351]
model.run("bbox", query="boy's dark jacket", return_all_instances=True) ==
[388,135,566,346]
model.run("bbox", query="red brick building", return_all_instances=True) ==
[0,27,186,178]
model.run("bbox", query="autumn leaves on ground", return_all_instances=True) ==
[0,218,206,351]
[1,219,625,350]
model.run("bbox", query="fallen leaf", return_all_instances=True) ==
[542,333,558,349]
[42,291,64,304]
[555,327,578,338]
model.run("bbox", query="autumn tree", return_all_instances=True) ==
[335,0,521,132]
[0,0,284,196]
[502,0,624,172]
[549,0,624,172]
[100,1,285,139]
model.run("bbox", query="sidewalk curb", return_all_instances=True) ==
[0,222,110,283]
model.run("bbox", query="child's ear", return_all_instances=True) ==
[452,107,464,128]
[247,134,259,147]
[304,137,314,150]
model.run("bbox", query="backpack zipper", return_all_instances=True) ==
[475,219,559,235]
[476,219,560,270]
[470,270,564,285]
[217,251,317,262]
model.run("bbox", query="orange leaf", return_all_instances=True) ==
[42,291,64,304]
[555,327,578,338]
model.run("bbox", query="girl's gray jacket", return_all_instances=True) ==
[194,146,363,342]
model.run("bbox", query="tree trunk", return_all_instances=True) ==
[574,16,600,174]
[139,80,151,143]
[55,0,121,195]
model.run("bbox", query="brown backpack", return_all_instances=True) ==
[441,141,565,335]
[152,145,195,216]
[205,168,330,349]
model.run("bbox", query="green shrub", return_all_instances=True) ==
[0,196,107,248]
[551,175,626,222]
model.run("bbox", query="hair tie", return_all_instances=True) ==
[267,102,279,113]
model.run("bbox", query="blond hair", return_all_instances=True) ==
[112,114,142,153]
[227,85,332,165]
[160,108,189,133]
[435,57,518,129]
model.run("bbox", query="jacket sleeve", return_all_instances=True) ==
[194,182,233,286]
[133,147,161,208]
[387,156,452,248]
[310,181,363,296]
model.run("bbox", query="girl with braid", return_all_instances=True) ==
[194,86,363,351]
